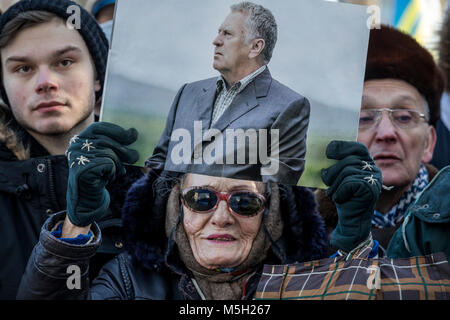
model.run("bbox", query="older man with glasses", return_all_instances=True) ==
[316,25,445,254]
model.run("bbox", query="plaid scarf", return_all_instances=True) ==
[372,164,429,228]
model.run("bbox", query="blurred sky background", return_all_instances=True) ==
[335,0,448,58]
[1,0,448,53]
[1,0,447,55]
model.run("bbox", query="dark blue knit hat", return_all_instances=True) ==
[0,0,108,103]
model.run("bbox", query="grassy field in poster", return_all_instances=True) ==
[298,136,336,189]
[101,108,167,166]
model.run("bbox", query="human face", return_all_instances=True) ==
[212,11,252,79]
[1,18,100,137]
[182,173,264,270]
[358,79,436,188]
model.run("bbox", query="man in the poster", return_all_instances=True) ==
[147,1,310,184]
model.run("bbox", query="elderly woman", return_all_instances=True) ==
[17,122,334,300]
[17,122,384,300]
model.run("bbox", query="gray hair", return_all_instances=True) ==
[230,2,277,64]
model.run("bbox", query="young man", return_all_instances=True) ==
[0,0,142,299]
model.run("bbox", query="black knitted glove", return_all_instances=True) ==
[321,140,382,252]
[66,122,139,227]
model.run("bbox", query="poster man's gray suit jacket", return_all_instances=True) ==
[146,68,310,184]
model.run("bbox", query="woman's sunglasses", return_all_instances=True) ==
[181,187,267,217]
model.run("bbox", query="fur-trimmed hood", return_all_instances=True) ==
[121,169,329,273]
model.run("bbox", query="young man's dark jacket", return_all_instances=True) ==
[0,125,143,299]
[17,170,328,300]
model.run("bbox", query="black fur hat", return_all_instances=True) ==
[365,25,445,127]
[0,0,108,103]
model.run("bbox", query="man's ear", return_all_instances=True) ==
[421,125,437,163]
[248,38,265,60]
[94,79,101,93]
[94,79,102,116]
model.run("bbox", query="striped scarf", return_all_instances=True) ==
[372,164,429,228]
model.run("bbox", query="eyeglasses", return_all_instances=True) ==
[181,187,267,217]
[359,108,428,130]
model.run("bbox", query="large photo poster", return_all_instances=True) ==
[100,0,371,188]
